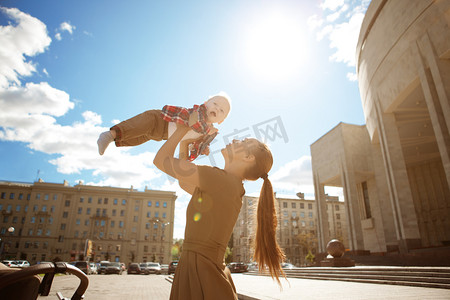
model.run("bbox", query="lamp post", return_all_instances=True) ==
[150,218,170,263]
[0,227,15,260]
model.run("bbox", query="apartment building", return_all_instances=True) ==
[0,179,176,265]
[232,193,347,266]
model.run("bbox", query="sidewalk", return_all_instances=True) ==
[231,273,450,300]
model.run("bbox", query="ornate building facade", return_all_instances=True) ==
[0,179,176,265]
[311,0,450,254]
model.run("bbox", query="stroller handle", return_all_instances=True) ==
[0,262,89,300]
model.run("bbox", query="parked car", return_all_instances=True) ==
[98,261,110,274]
[127,263,141,274]
[247,262,258,271]
[146,262,161,274]
[1,260,18,268]
[73,261,91,275]
[139,263,150,275]
[160,264,169,274]
[105,262,123,274]
[15,260,30,268]
[228,262,248,273]
[281,263,295,270]
[168,261,178,275]
[89,262,98,274]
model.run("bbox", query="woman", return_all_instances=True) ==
[153,124,285,300]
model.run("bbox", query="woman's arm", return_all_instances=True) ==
[153,125,200,191]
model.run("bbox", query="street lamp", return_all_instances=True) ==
[0,227,15,260]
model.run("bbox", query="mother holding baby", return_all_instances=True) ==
[154,113,285,299]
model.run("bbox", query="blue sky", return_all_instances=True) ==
[0,0,370,238]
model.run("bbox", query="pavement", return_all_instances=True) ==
[36,272,450,300]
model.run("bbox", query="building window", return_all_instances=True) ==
[301,221,306,227]
[53,194,58,201]
[42,205,47,212]
[147,201,152,207]
[78,207,82,214]
[111,221,115,228]
[308,204,313,209]
[65,200,70,207]
[58,236,64,242]
[33,205,38,212]
[155,212,159,218]
[44,194,49,200]
[49,217,53,224]
[114,198,118,205]
[147,212,151,218]
[361,181,372,218]
[102,209,107,216]
[156,201,160,208]
[86,208,91,215]
[133,216,138,222]
[51,206,55,212]
[309,212,313,218]
[335,204,339,211]
[300,203,304,209]
[9,193,15,199]
[76,219,81,225]
[0,192,5,199]
[104,198,108,204]
[119,221,124,228]
[163,202,167,208]
[18,193,23,200]
[61,224,66,230]
[162,212,166,218]
[122,199,126,205]
[112,209,116,216]
[120,210,125,217]
[85,219,90,226]
[135,205,139,211]
[30,217,35,223]
[337,213,341,220]
[98,198,102,204]
[283,202,288,208]
[291,202,296,208]
[62,212,68,218]
[300,212,305,218]
[88,197,92,203]
[15,205,21,212]
[36,193,40,200]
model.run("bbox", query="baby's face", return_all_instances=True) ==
[204,96,230,124]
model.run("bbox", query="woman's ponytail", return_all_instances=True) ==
[254,175,285,285]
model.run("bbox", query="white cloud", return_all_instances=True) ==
[347,72,357,81]
[309,1,370,78]
[0,7,51,88]
[60,21,75,34]
[55,33,61,41]
[328,11,365,66]
[320,0,345,11]
[271,156,314,195]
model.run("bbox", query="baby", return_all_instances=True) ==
[97,93,231,160]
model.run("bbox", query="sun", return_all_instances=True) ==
[243,11,307,83]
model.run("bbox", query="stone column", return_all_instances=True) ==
[374,100,422,252]
[413,33,450,188]
[313,175,329,253]
[340,160,365,251]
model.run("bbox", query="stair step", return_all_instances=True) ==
[245,267,450,289]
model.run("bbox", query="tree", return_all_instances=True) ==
[172,238,183,260]
[224,246,233,264]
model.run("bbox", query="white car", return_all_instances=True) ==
[2,260,18,268]
[15,260,30,268]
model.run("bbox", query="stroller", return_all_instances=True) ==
[0,262,88,300]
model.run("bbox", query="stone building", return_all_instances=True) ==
[311,0,450,255]
[232,193,347,266]
[0,179,176,265]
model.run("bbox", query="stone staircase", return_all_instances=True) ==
[245,266,450,289]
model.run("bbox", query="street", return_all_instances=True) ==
[37,273,172,300]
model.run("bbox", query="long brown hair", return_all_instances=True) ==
[243,139,285,284]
